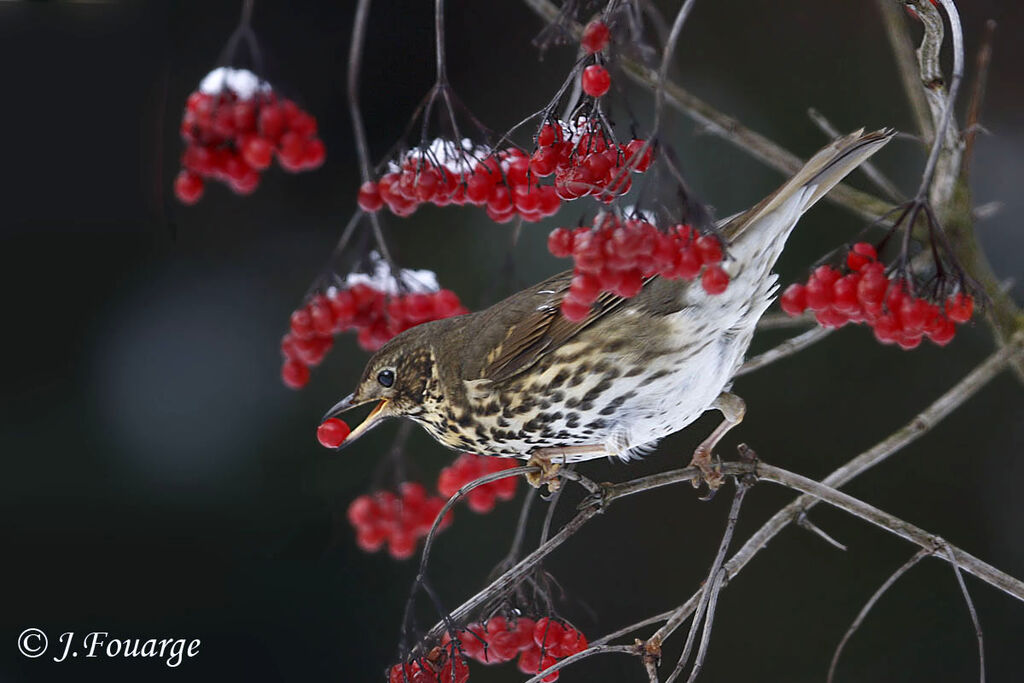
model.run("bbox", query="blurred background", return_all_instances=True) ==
[1,1,1022,681]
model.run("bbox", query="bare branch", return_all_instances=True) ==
[619,337,1021,645]
[754,462,1024,604]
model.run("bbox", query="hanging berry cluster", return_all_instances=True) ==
[780,242,975,349]
[176,67,326,204]
[438,616,588,682]
[346,483,452,560]
[548,215,729,321]
[341,452,520,560]
[280,259,468,389]
[388,644,469,683]
[437,454,519,514]
[357,120,653,224]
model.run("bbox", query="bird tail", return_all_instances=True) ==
[723,128,895,248]
[690,127,895,342]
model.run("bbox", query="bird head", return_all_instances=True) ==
[322,328,439,447]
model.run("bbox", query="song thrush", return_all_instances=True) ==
[325,129,894,488]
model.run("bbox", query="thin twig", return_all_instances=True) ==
[827,549,928,683]
[962,20,996,176]
[663,479,751,683]
[942,543,986,683]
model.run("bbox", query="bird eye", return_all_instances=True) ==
[377,369,395,388]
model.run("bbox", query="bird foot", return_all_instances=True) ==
[525,452,562,493]
[689,445,723,500]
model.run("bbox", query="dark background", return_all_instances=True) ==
[2,1,1022,681]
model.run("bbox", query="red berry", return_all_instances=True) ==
[560,298,591,322]
[624,139,653,172]
[281,359,310,389]
[357,181,383,212]
[780,283,808,316]
[946,292,974,323]
[581,64,611,97]
[694,234,724,265]
[241,135,273,170]
[847,242,878,271]
[701,265,729,295]
[316,418,350,448]
[258,104,287,141]
[174,171,204,204]
[581,19,611,53]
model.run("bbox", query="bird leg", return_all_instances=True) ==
[527,445,607,492]
[690,392,746,493]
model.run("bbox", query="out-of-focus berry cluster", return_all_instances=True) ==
[347,483,452,560]
[547,214,729,321]
[176,68,325,204]
[437,454,519,513]
[439,616,588,682]
[780,242,975,349]
[388,644,469,683]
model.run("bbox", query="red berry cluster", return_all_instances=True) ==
[281,284,467,389]
[780,242,975,349]
[444,616,587,682]
[581,20,610,54]
[347,483,452,560]
[359,139,562,224]
[388,645,469,683]
[437,454,519,513]
[548,216,729,321]
[176,68,325,204]
[532,119,652,203]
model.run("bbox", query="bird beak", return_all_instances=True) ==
[322,393,390,448]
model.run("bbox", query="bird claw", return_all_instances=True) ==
[690,445,724,499]
[577,482,613,513]
[525,452,562,494]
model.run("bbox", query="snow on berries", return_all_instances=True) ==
[316,418,350,448]
[437,454,519,514]
[347,483,452,560]
[548,214,729,321]
[280,254,467,389]
[440,615,587,682]
[780,242,975,349]
[359,119,653,223]
[361,137,559,223]
[580,20,611,54]
[176,67,326,204]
